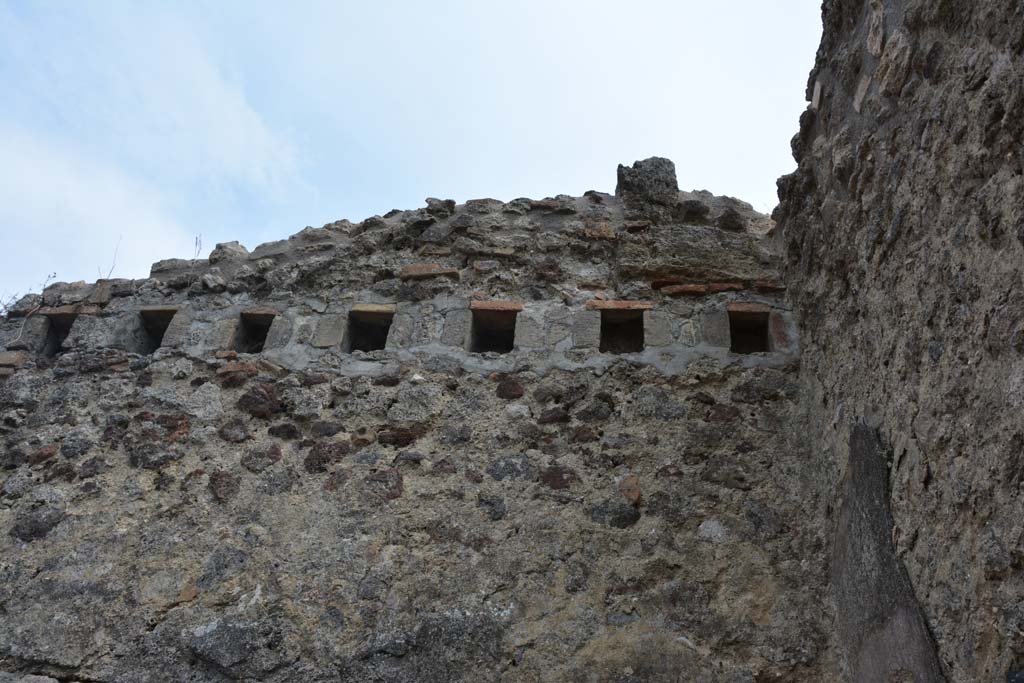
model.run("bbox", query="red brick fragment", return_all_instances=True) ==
[662,284,708,297]
[707,282,745,293]
[470,300,524,312]
[754,279,787,292]
[584,300,655,311]
[399,263,460,281]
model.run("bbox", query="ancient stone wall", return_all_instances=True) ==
[776,1,1024,681]
[0,160,838,681]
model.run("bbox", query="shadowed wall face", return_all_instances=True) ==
[777,0,1024,680]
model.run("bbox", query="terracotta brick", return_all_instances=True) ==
[754,279,787,292]
[470,300,524,312]
[584,300,655,311]
[727,302,772,314]
[399,263,460,280]
[650,278,687,290]
[350,303,396,314]
[708,282,745,293]
[662,284,708,297]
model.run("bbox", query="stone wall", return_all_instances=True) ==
[776,1,1024,681]
[0,160,839,681]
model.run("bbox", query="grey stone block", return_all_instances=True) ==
[701,310,731,348]
[264,315,293,350]
[161,310,190,349]
[572,310,601,349]
[312,314,347,349]
[545,307,573,347]
[0,316,49,352]
[678,320,697,346]
[387,310,414,348]
[208,318,239,352]
[513,313,544,349]
[644,310,673,347]
[441,308,472,348]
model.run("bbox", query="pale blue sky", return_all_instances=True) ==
[0,1,822,299]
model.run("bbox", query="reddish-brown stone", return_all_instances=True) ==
[539,464,580,490]
[496,378,525,400]
[618,474,642,506]
[29,445,58,466]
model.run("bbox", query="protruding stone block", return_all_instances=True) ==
[572,310,601,349]
[312,314,347,349]
[643,310,673,347]
[209,241,250,264]
[702,310,731,347]
[161,309,191,349]
[441,308,472,347]
[1,316,49,352]
[513,314,543,349]
[264,315,293,350]
[585,300,654,311]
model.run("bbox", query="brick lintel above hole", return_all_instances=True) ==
[727,302,772,314]
[585,300,655,311]
[351,303,397,314]
[470,301,524,312]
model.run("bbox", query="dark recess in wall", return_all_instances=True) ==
[729,309,769,354]
[43,313,76,357]
[471,309,516,354]
[233,311,275,353]
[600,310,644,354]
[347,310,393,352]
[140,308,178,354]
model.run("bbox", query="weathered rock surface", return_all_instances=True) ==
[0,159,834,680]
[776,1,1024,681]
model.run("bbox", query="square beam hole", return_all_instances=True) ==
[600,310,644,353]
[729,309,770,354]
[347,310,393,352]
[43,313,76,358]
[140,308,178,354]
[471,309,517,354]
[233,311,276,353]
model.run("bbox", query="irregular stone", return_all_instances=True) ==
[12,500,64,544]
[208,470,240,503]
[495,378,525,400]
[590,501,640,529]
[217,417,251,443]
[237,384,283,419]
[241,444,282,473]
[486,454,537,482]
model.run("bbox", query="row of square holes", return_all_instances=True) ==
[43,307,772,357]
[232,308,771,355]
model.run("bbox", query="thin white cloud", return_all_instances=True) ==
[0,3,303,296]
[0,125,195,298]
